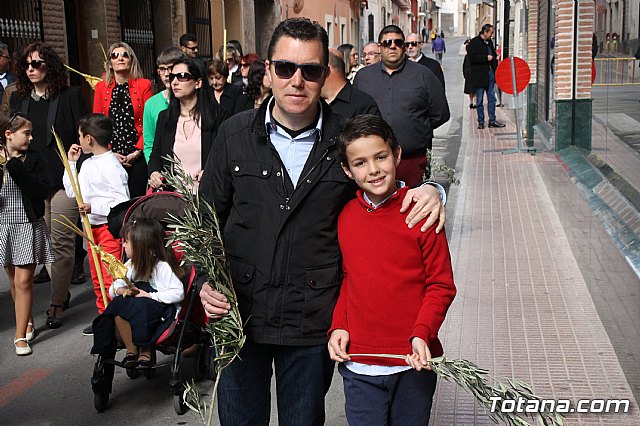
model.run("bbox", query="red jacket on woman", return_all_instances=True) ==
[93,78,153,150]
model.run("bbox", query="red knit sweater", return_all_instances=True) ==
[330,186,456,367]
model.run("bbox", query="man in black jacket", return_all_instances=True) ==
[321,48,380,118]
[198,17,446,425]
[406,33,446,90]
[466,24,505,129]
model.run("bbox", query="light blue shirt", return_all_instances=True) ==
[264,97,323,188]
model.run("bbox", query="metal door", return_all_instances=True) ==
[119,0,156,79]
[0,0,44,56]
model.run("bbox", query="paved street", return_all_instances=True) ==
[1,38,639,425]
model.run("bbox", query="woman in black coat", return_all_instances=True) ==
[9,42,88,329]
[148,58,225,191]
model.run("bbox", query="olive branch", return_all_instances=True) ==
[161,157,245,425]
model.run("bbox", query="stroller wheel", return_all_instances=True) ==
[143,367,156,379]
[126,367,140,379]
[94,390,109,413]
[174,392,188,415]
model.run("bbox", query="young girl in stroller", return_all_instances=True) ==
[91,218,184,368]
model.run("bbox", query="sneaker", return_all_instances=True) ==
[33,267,50,284]
[82,325,94,336]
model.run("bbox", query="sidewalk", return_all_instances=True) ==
[429,104,640,425]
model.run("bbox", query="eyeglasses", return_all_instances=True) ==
[169,72,194,82]
[240,63,250,68]
[405,41,421,47]
[184,45,199,51]
[271,60,326,82]
[22,59,46,70]
[380,39,405,49]
[110,51,130,59]
[0,55,9,60]
[363,52,380,57]
[157,66,171,74]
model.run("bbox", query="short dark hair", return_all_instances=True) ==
[378,25,404,43]
[157,46,185,66]
[328,50,346,79]
[338,114,400,165]
[179,33,197,47]
[207,58,228,78]
[267,17,329,66]
[481,24,494,34]
[78,113,113,148]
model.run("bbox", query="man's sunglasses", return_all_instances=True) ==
[22,60,46,70]
[271,60,326,82]
[184,45,199,51]
[169,72,194,82]
[380,39,405,48]
[405,41,421,47]
[110,51,130,59]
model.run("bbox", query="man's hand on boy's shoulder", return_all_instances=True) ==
[400,184,446,233]
[328,329,351,363]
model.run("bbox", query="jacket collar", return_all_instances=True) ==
[250,96,343,148]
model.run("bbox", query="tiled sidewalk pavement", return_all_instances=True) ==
[430,107,640,425]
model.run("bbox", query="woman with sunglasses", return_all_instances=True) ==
[148,58,225,191]
[239,53,260,87]
[93,42,152,198]
[10,41,88,329]
[244,60,272,109]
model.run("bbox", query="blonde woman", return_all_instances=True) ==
[93,42,152,197]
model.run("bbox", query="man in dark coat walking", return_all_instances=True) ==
[466,24,505,129]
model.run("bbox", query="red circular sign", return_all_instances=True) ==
[495,57,531,94]
[591,60,596,85]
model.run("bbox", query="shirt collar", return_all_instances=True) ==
[332,82,351,104]
[264,96,324,140]
[363,181,406,209]
[30,89,49,101]
[0,73,6,79]
[414,53,424,62]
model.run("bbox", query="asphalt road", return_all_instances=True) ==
[0,38,468,426]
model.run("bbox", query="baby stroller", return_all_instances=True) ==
[91,191,210,414]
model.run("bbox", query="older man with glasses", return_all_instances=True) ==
[362,41,381,66]
[354,25,450,187]
[197,17,446,425]
[405,33,445,89]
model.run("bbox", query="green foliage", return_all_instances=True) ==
[427,148,460,186]
[162,157,245,425]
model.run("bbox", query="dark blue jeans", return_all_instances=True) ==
[475,69,497,125]
[217,340,335,426]
[339,363,437,426]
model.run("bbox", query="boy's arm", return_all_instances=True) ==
[62,161,78,199]
[412,228,457,348]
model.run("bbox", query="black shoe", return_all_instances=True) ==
[489,121,506,128]
[46,304,64,329]
[478,123,485,129]
[496,103,503,107]
[82,325,94,336]
[469,103,476,109]
[71,264,86,285]
[33,268,50,284]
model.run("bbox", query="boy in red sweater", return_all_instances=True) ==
[328,114,456,425]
